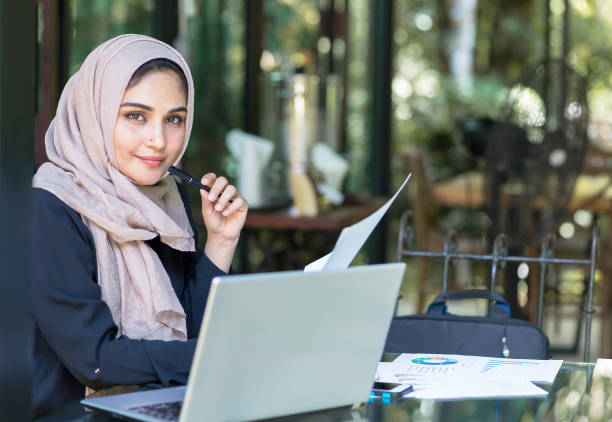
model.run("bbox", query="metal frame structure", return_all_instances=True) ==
[396,210,600,362]
[368,0,393,264]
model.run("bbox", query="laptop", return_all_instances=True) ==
[81,263,406,422]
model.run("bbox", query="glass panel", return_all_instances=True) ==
[258,0,321,206]
[179,0,245,177]
[390,2,612,359]
[392,0,545,187]
[259,0,350,201]
[390,1,549,313]
[174,0,245,250]
[69,0,155,74]
[345,0,371,193]
[571,2,612,152]
[262,0,320,73]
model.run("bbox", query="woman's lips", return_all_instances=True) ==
[137,156,165,167]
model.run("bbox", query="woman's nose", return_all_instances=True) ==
[147,122,166,150]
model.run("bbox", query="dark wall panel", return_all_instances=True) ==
[0,1,36,419]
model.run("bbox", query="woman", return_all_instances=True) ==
[31,34,248,417]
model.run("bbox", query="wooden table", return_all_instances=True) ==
[430,171,612,213]
[245,200,386,230]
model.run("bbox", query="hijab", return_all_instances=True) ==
[33,34,196,341]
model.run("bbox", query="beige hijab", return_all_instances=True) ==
[33,34,197,341]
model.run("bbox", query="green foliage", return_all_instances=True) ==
[69,0,155,74]
[262,0,319,72]
[392,0,546,182]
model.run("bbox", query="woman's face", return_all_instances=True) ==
[114,70,187,185]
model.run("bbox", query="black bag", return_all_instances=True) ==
[384,289,550,359]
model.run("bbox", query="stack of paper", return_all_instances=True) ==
[375,353,563,400]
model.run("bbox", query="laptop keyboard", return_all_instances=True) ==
[127,401,182,421]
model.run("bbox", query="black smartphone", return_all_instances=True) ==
[371,382,413,398]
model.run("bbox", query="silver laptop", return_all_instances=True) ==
[82,263,406,422]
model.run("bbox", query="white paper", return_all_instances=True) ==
[374,353,558,400]
[391,353,563,384]
[403,378,547,400]
[388,353,562,384]
[304,253,330,272]
[304,173,411,272]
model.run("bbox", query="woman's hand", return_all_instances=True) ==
[200,173,248,272]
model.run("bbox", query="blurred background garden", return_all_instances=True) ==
[34,0,612,359]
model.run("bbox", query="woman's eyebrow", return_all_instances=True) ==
[119,103,187,114]
[120,102,153,111]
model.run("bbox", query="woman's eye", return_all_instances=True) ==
[166,115,184,126]
[126,112,144,121]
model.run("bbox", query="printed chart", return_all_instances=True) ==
[378,353,563,384]
[412,357,458,365]
[480,359,553,383]
[375,353,561,399]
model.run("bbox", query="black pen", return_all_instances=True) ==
[168,166,233,203]
[168,166,210,192]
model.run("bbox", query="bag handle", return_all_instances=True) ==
[426,289,511,318]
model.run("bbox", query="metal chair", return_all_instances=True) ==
[397,209,600,362]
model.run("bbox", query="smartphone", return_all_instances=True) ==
[371,382,413,398]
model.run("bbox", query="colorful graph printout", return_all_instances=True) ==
[378,353,563,384]
[375,353,562,400]
[412,357,458,365]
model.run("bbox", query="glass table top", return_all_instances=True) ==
[40,361,608,422]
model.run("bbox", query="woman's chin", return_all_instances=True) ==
[125,170,167,186]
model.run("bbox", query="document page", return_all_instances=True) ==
[404,378,548,400]
[304,173,411,272]
[387,353,563,384]
[375,353,562,399]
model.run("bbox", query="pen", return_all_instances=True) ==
[168,166,233,203]
[168,166,209,192]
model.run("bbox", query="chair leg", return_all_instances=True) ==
[417,256,430,313]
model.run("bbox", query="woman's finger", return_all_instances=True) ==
[207,176,228,201]
[222,195,248,216]
[214,184,238,212]
[200,173,216,194]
